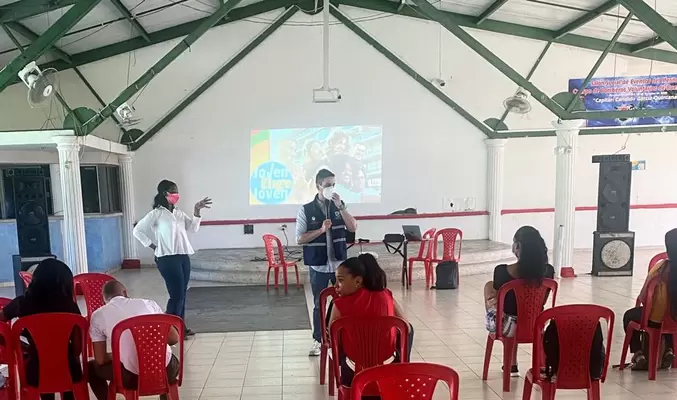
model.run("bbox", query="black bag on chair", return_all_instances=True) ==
[432,261,459,290]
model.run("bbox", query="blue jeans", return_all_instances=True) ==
[309,268,336,343]
[156,254,191,322]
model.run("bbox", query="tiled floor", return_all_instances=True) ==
[5,247,671,399]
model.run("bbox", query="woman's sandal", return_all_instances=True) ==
[631,353,648,371]
[661,350,675,370]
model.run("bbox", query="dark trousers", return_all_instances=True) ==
[87,355,180,400]
[24,352,81,400]
[156,254,191,321]
[623,306,674,353]
[310,268,337,343]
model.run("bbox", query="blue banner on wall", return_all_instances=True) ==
[568,74,677,127]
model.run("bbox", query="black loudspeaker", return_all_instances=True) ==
[8,168,51,257]
[592,231,635,276]
[592,154,632,232]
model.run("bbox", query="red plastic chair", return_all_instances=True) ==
[648,252,668,272]
[523,304,614,400]
[319,286,337,394]
[0,298,12,310]
[482,278,558,392]
[330,316,410,400]
[430,228,463,284]
[108,314,184,400]
[73,273,119,356]
[262,234,300,293]
[18,272,32,290]
[0,321,17,400]
[619,274,677,380]
[11,313,89,400]
[351,363,459,400]
[407,228,436,288]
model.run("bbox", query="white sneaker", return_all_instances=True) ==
[308,341,321,357]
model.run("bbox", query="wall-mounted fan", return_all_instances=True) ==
[503,87,532,114]
[18,62,58,108]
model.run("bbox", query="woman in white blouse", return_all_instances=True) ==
[133,179,212,337]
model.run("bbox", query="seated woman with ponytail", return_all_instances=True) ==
[328,253,413,386]
[483,226,555,377]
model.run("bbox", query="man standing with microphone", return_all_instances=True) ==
[296,168,357,356]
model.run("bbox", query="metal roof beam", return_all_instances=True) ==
[332,4,493,138]
[630,36,662,53]
[553,0,618,39]
[409,0,567,118]
[81,0,243,135]
[132,6,297,150]
[108,0,151,42]
[339,0,677,65]
[497,124,677,138]
[476,0,508,25]
[0,0,76,24]
[565,12,632,112]
[5,21,73,64]
[31,0,296,75]
[0,0,101,93]
[617,0,677,51]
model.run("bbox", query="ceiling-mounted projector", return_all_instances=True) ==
[313,88,342,103]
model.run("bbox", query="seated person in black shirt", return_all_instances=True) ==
[0,259,83,400]
[483,226,555,376]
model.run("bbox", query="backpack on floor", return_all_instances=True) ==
[432,261,459,290]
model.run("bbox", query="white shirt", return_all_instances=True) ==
[89,296,173,374]
[133,206,201,257]
[295,203,343,274]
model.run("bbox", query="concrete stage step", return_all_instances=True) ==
[190,240,513,286]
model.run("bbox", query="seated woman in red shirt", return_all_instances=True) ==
[328,253,413,386]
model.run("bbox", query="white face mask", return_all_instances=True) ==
[322,186,335,200]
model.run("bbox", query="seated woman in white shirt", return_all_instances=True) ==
[88,281,180,400]
[133,179,211,336]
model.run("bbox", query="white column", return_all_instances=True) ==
[119,153,139,262]
[49,164,63,216]
[54,136,88,274]
[552,120,584,277]
[486,138,507,242]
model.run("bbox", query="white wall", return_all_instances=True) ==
[2,8,677,262]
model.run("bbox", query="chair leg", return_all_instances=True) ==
[295,265,300,288]
[283,265,289,294]
[320,346,327,385]
[619,327,633,370]
[274,266,279,289]
[482,335,494,380]
[266,267,271,291]
[168,384,180,400]
[588,380,601,400]
[648,330,661,381]
[329,358,335,396]
[521,376,532,400]
[502,339,515,392]
[542,382,554,400]
[107,383,117,400]
[408,260,414,287]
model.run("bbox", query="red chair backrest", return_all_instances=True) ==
[320,286,337,345]
[532,304,614,389]
[73,273,117,317]
[330,316,409,376]
[414,228,437,259]
[496,278,558,343]
[262,234,286,266]
[351,363,460,400]
[0,297,12,310]
[649,252,668,272]
[18,272,32,289]
[638,274,677,331]
[111,314,184,396]
[433,228,463,262]
[11,313,88,394]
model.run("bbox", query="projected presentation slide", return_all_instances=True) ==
[250,125,383,205]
